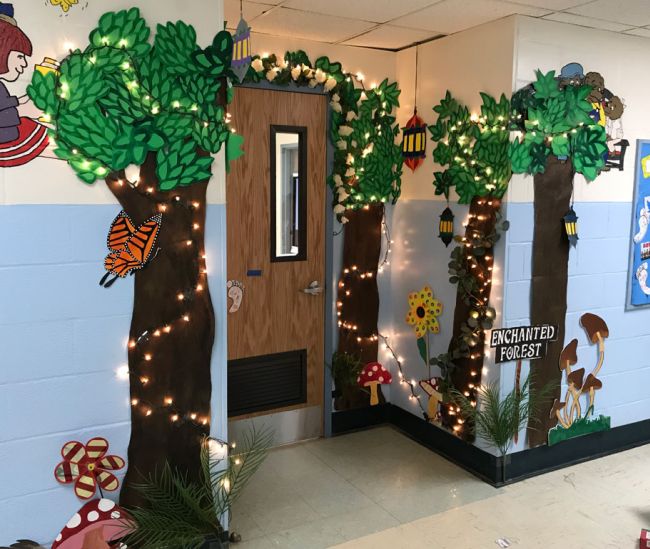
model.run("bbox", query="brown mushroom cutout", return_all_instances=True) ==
[557,339,581,425]
[550,399,569,429]
[580,313,609,378]
[552,313,610,438]
[357,362,392,406]
[419,377,442,421]
[52,498,133,549]
[582,373,603,417]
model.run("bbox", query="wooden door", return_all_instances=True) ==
[226,87,327,426]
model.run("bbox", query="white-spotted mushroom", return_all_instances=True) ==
[51,498,133,549]
[357,362,392,406]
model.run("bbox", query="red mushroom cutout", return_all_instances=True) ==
[52,499,133,549]
[419,377,443,421]
[357,362,392,406]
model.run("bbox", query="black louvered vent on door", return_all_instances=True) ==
[228,349,307,416]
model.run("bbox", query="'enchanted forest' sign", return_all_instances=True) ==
[490,325,558,363]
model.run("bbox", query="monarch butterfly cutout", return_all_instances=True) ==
[99,211,162,288]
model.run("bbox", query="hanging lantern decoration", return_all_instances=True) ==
[231,16,251,83]
[439,206,455,247]
[564,206,579,247]
[401,109,427,172]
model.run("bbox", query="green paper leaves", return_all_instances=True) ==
[532,70,560,100]
[192,31,234,77]
[34,9,238,188]
[154,21,198,75]
[156,140,213,190]
[509,69,608,181]
[89,8,151,57]
[27,70,58,116]
[429,91,512,204]
[572,124,607,181]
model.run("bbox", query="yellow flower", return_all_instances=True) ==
[49,0,79,12]
[405,286,443,338]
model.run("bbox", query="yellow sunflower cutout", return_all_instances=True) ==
[49,0,79,13]
[405,286,443,338]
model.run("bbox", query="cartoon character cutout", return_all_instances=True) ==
[0,2,49,167]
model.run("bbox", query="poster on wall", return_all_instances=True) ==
[627,140,650,309]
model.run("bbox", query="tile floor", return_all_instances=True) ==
[231,425,649,548]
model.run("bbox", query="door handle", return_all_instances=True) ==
[301,281,323,295]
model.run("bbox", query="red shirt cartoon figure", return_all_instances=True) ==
[0,2,49,167]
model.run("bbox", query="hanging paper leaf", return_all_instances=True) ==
[439,206,455,247]
[231,17,251,83]
[226,132,245,174]
[401,109,427,172]
[563,206,579,247]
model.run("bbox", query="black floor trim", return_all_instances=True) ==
[332,404,650,486]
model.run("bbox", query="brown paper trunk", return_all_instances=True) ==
[441,197,500,438]
[107,156,214,507]
[526,155,574,447]
[335,203,384,408]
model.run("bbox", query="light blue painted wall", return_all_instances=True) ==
[0,204,228,544]
[503,201,650,441]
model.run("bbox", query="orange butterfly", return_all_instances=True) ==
[99,211,162,288]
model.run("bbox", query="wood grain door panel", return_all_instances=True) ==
[226,87,326,417]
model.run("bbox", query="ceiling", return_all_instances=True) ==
[224,0,650,50]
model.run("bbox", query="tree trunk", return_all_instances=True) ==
[526,155,574,447]
[440,196,501,438]
[335,203,384,409]
[106,154,215,507]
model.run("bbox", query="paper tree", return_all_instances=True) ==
[428,91,511,437]
[508,70,608,446]
[27,8,242,505]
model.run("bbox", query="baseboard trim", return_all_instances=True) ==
[331,404,650,486]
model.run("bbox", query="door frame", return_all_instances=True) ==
[230,81,336,437]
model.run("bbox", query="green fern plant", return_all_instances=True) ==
[122,427,273,549]
[452,375,553,481]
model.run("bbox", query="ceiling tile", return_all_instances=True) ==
[623,27,650,38]
[250,7,377,42]
[507,0,594,9]
[224,0,275,28]
[282,0,442,24]
[542,11,634,32]
[343,24,442,50]
[567,0,650,26]
[391,0,550,34]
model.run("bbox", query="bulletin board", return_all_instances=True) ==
[627,139,650,309]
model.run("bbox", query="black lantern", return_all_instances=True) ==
[401,110,427,172]
[563,206,578,247]
[439,207,455,247]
